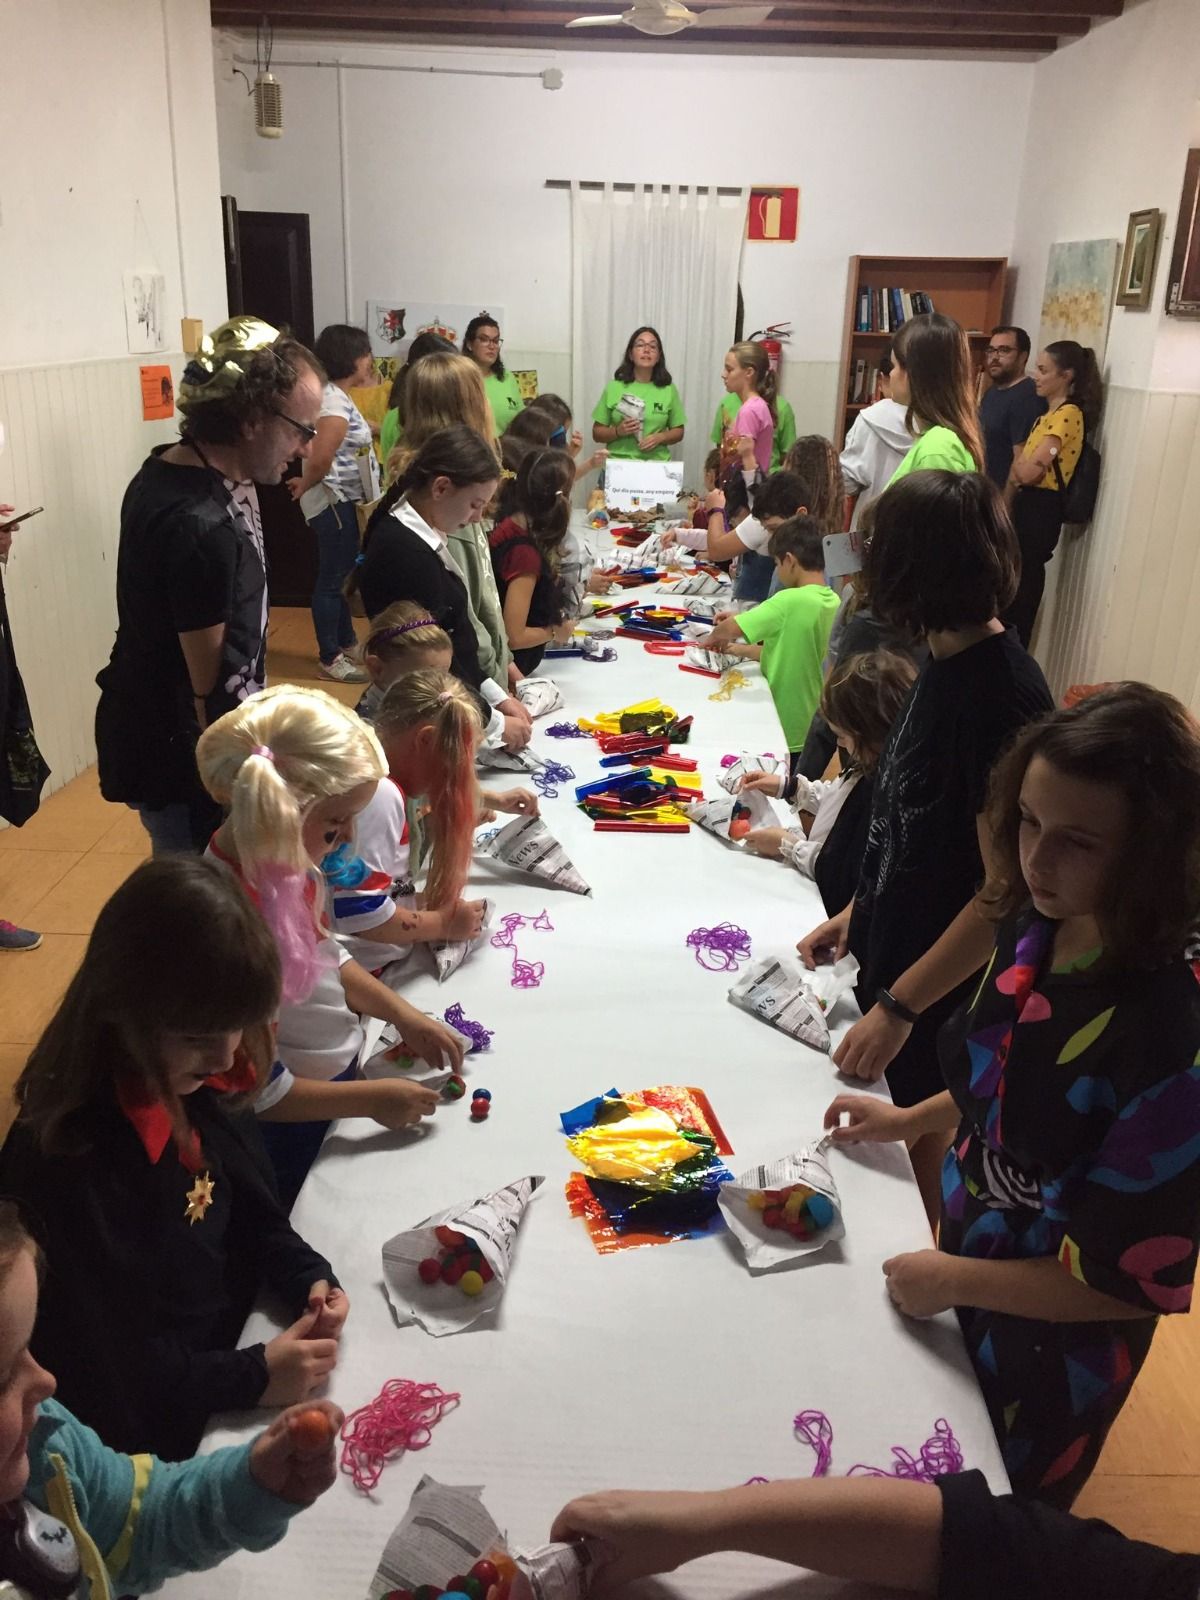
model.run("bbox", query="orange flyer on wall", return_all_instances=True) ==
[140,365,174,421]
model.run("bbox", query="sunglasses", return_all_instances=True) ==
[274,409,318,443]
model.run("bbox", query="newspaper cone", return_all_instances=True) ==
[514,676,564,718]
[685,787,775,847]
[428,900,496,983]
[728,953,860,1051]
[476,745,546,774]
[718,1141,845,1272]
[477,816,592,896]
[685,645,743,675]
[382,1176,545,1336]
[718,751,782,796]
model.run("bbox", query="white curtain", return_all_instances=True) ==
[570,182,747,495]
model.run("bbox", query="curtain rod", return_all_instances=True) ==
[545,179,745,196]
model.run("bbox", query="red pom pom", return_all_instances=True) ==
[418,1257,441,1284]
[436,1225,466,1249]
[470,1562,499,1588]
[762,1206,783,1230]
[441,1257,464,1286]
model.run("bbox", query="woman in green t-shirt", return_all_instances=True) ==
[463,312,525,435]
[887,313,984,484]
[591,326,686,463]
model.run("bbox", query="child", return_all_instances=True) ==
[355,424,530,753]
[525,392,608,480]
[355,600,455,722]
[0,1201,342,1598]
[712,384,797,472]
[840,346,914,530]
[489,447,576,673]
[0,857,346,1461]
[887,313,985,481]
[741,650,918,914]
[688,449,723,529]
[197,685,466,1207]
[782,434,843,534]
[719,341,777,477]
[824,684,1200,1508]
[666,469,813,604]
[797,471,1053,1201]
[697,517,839,769]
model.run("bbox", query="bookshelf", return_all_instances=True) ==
[836,254,1008,442]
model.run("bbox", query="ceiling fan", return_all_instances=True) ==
[566,0,774,36]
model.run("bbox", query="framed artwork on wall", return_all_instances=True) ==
[1165,148,1200,318]
[1116,208,1164,309]
[1038,238,1121,362]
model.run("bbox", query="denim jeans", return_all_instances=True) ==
[310,500,361,664]
[133,802,203,856]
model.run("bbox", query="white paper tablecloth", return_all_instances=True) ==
[162,558,1007,1600]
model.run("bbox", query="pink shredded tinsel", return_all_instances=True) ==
[793,1411,964,1483]
[339,1379,460,1494]
[252,863,332,1003]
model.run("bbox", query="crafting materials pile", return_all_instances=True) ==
[562,1085,734,1252]
[567,699,700,833]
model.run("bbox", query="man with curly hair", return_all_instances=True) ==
[95,317,323,854]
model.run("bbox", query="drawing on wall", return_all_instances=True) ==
[1037,240,1120,361]
[124,271,166,354]
[365,301,506,361]
[1116,209,1164,309]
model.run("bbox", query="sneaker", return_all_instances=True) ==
[0,920,42,952]
[319,652,367,684]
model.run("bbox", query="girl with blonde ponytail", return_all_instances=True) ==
[197,685,465,1207]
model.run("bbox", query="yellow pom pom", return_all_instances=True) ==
[459,1270,485,1297]
[746,1192,768,1212]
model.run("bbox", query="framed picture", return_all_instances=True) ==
[1116,208,1164,309]
[1165,148,1200,318]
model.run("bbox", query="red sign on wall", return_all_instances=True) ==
[748,186,799,243]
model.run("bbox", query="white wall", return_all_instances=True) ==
[213,34,1031,441]
[1007,0,1200,708]
[0,0,227,797]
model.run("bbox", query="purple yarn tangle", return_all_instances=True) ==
[546,722,590,740]
[443,1003,493,1054]
[793,1411,964,1483]
[490,910,554,989]
[532,761,576,800]
[685,922,752,973]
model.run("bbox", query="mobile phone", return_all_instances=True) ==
[3,506,43,528]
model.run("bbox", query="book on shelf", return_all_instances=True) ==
[854,286,937,334]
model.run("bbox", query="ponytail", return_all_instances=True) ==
[730,340,778,423]
[1045,340,1103,432]
[372,670,484,910]
[516,447,574,556]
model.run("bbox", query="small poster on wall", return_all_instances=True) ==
[139,365,174,421]
[365,301,507,361]
[124,270,166,354]
[1037,240,1120,363]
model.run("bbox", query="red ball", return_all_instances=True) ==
[418,1257,441,1285]
[762,1206,783,1230]
[441,1257,464,1286]
[436,1225,466,1249]
[470,1099,490,1120]
[470,1562,499,1589]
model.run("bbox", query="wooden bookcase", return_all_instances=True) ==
[836,255,1008,442]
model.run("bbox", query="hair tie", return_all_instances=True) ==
[436,690,454,704]
[500,469,517,481]
[372,618,438,645]
[251,745,276,764]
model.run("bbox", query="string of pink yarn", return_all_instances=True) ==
[792,1410,963,1482]
[339,1379,460,1494]
[490,910,554,988]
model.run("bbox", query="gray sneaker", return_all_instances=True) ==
[0,919,42,952]
[319,652,367,684]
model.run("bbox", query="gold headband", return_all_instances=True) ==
[178,316,282,411]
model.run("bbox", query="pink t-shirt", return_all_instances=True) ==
[734,394,775,475]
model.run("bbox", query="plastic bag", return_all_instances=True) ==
[728,953,860,1051]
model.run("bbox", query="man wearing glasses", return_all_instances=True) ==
[95,317,323,854]
[978,326,1045,490]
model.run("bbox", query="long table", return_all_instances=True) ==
[163,567,1006,1600]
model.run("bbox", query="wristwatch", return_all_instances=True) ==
[876,986,919,1024]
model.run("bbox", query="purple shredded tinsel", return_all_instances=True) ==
[532,760,576,800]
[443,1003,493,1054]
[490,910,554,989]
[793,1411,964,1483]
[546,722,590,739]
[685,922,752,972]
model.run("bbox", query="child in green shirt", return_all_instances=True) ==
[699,516,839,762]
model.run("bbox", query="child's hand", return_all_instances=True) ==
[249,1401,343,1507]
[738,772,784,797]
[394,1006,466,1073]
[882,1250,958,1320]
[659,527,680,549]
[743,826,786,859]
[549,1489,711,1592]
[832,1002,912,1083]
[261,1309,339,1408]
[569,428,584,457]
[796,906,851,969]
[552,618,577,644]
[484,788,539,818]
[365,1078,440,1131]
[704,487,726,513]
[499,694,533,728]
[441,897,488,941]
[304,1280,350,1340]
[587,570,614,595]
[823,1094,912,1146]
[500,714,532,753]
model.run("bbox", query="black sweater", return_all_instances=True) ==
[358,517,487,692]
[0,1089,336,1461]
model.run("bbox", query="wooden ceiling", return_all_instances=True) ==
[211,0,1124,58]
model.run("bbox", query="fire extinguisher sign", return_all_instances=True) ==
[747,186,800,243]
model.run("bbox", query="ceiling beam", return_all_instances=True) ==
[217,0,1121,16]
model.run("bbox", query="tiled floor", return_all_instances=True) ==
[0,609,1196,1552]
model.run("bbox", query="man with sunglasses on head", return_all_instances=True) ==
[978,325,1046,491]
[96,317,324,854]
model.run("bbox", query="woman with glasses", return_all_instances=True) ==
[462,312,525,435]
[591,326,686,462]
[288,324,381,684]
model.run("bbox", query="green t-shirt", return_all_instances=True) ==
[710,393,796,470]
[888,425,977,483]
[485,369,526,434]
[380,407,402,470]
[592,379,686,461]
[736,582,841,751]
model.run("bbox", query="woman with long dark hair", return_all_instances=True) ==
[887,313,984,481]
[462,312,524,434]
[591,326,686,462]
[1003,340,1103,647]
[489,447,574,673]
